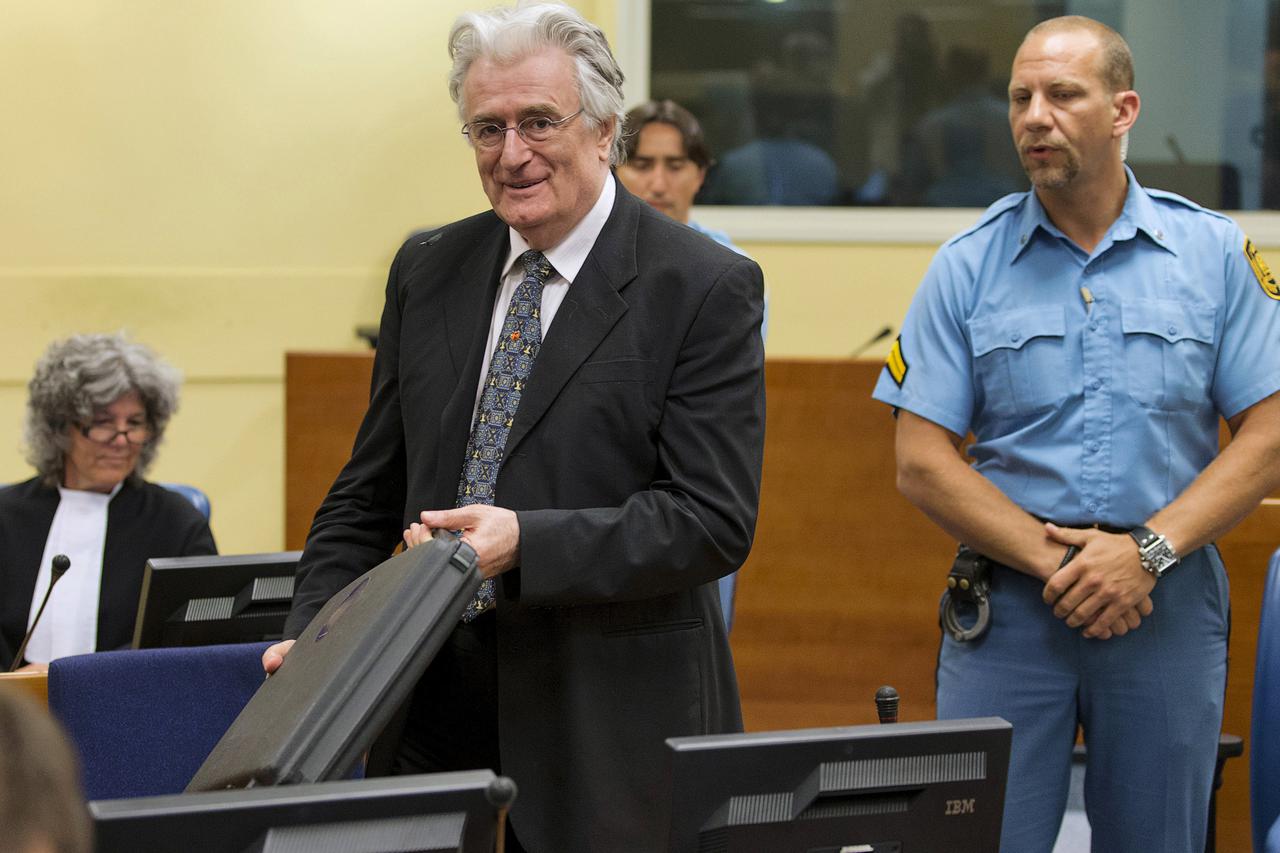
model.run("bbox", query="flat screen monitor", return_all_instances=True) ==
[91,771,508,853]
[665,717,1012,853]
[131,551,302,648]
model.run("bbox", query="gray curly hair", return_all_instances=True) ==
[448,2,627,165]
[24,333,181,487]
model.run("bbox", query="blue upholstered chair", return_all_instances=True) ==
[159,481,211,521]
[1253,548,1280,852]
[47,642,269,799]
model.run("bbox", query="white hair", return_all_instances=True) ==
[448,2,626,165]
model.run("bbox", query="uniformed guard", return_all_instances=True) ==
[874,15,1280,853]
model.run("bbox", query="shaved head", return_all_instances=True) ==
[1021,16,1134,93]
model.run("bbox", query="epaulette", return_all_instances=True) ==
[1144,186,1233,225]
[944,192,1026,248]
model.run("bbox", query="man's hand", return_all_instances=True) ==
[262,639,295,675]
[1042,523,1155,639]
[416,505,520,579]
[403,521,434,550]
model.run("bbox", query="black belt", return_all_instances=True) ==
[1036,516,1129,535]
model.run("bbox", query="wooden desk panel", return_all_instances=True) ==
[285,354,1272,852]
[284,351,374,550]
[0,671,49,707]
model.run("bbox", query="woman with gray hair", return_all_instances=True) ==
[0,333,215,672]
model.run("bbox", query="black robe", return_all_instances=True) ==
[0,477,216,668]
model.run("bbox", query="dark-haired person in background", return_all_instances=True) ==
[0,333,216,671]
[618,100,742,251]
[874,16,1280,852]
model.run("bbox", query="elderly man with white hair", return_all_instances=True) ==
[264,4,766,851]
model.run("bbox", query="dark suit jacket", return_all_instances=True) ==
[284,178,766,852]
[0,477,217,668]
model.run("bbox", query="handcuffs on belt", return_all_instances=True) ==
[939,546,992,642]
[939,543,1080,642]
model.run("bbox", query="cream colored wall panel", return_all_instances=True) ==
[741,242,934,359]
[152,382,285,553]
[0,272,386,383]
[0,381,284,553]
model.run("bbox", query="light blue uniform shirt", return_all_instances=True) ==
[873,169,1280,527]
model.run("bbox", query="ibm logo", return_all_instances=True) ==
[945,798,977,816]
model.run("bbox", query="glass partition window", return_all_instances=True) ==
[648,0,1274,210]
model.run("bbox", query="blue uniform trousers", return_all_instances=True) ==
[937,548,1229,853]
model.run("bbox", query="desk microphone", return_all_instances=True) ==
[9,554,70,673]
[875,685,899,724]
[851,325,894,358]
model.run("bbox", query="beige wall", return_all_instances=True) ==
[0,1,967,553]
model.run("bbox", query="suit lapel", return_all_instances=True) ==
[435,221,509,505]
[503,181,640,457]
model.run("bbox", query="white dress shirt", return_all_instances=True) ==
[471,175,616,416]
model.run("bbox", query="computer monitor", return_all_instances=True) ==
[91,771,510,853]
[131,552,302,648]
[665,717,1012,853]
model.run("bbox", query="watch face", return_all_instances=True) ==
[1142,539,1178,577]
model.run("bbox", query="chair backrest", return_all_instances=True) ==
[47,642,269,800]
[159,482,211,521]
[1253,547,1280,852]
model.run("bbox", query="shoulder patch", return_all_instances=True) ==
[1245,237,1280,300]
[885,335,909,387]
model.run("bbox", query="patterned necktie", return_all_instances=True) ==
[457,249,551,621]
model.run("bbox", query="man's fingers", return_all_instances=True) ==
[1044,522,1089,548]
[1062,592,1102,627]
[262,639,296,675]
[1042,562,1081,605]
[421,508,467,529]
[1138,595,1154,617]
[1082,602,1143,639]
[403,522,433,549]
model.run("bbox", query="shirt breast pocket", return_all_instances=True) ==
[1120,298,1216,412]
[967,307,1068,419]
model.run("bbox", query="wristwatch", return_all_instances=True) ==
[1128,525,1179,578]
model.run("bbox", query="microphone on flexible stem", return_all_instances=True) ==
[9,554,71,673]
[875,685,899,724]
[851,325,894,358]
[486,776,519,853]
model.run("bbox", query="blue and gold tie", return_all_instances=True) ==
[457,249,551,621]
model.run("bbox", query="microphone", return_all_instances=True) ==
[486,776,519,853]
[9,554,71,673]
[875,685,899,724]
[851,325,894,358]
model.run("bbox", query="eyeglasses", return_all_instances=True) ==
[461,109,583,149]
[80,422,151,446]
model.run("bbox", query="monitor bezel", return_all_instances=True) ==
[90,770,501,853]
[131,551,302,648]
[665,717,1013,853]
